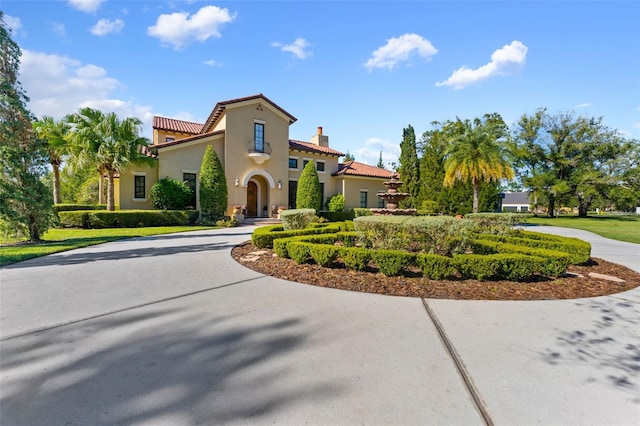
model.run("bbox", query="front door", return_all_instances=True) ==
[247,181,258,217]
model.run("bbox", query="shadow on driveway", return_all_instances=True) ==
[0,307,343,424]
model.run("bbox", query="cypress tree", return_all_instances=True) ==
[398,125,420,208]
[296,161,322,211]
[199,145,228,220]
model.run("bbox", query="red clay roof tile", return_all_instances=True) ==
[333,161,393,179]
[153,116,203,134]
[288,140,344,157]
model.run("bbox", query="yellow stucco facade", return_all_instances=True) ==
[117,94,392,216]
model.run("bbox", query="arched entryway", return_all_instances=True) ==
[242,170,276,218]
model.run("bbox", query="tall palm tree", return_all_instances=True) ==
[67,108,154,211]
[443,114,515,213]
[33,116,70,204]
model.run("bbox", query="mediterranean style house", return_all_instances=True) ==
[115,94,392,217]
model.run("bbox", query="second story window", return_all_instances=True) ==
[254,123,264,152]
[289,158,298,169]
[165,137,175,143]
[316,161,325,172]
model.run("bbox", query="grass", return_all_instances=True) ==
[525,214,640,244]
[0,226,215,267]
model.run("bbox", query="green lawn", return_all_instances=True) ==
[0,226,215,267]
[525,215,640,244]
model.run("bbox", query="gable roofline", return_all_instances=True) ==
[202,93,297,133]
[289,140,344,157]
[333,161,393,179]
[153,116,203,134]
[155,130,225,149]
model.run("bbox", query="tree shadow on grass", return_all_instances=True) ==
[540,297,640,401]
[0,306,343,425]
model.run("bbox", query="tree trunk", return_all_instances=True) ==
[472,180,479,213]
[98,167,104,205]
[577,193,590,218]
[547,194,555,218]
[28,214,41,242]
[107,170,115,211]
[52,161,62,204]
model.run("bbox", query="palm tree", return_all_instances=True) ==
[443,114,515,213]
[33,116,70,204]
[67,108,154,211]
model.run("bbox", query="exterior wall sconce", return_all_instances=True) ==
[235,177,239,187]
[277,180,282,190]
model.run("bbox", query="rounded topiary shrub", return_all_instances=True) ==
[150,177,193,210]
[296,161,322,211]
[328,193,345,212]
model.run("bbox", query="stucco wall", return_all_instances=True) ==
[118,163,157,210]
[287,153,340,208]
[339,176,388,209]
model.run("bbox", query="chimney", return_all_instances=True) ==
[311,126,329,147]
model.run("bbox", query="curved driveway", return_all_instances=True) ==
[1,226,638,425]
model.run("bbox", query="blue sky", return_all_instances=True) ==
[4,0,640,167]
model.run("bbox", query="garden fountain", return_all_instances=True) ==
[370,173,417,215]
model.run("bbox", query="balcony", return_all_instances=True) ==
[247,140,272,164]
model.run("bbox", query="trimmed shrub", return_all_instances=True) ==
[280,208,316,230]
[338,246,372,271]
[309,245,339,267]
[466,213,522,235]
[150,177,193,210]
[53,204,106,213]
[353,208,373,217]
[371,249,415,276]
[318,209,355,222]
[251,223,340,248]
[273,233,338,258]
[336,231,359,247]
[296,161,322,211]
[327,193,345,212]
[416,254,456,280]
[288,242,311,264]
[479,232,590,264]
[454,253,545,281]
[58,210,199,228]
[354,215,477,255]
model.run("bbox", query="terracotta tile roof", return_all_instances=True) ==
[333,161,393,179]
[289,140,344,157]
[202,94,297,133]
[153,116,203,134]
[155,130,225,149]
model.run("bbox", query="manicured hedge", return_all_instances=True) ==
[58,210,199,228]
[53,204,107,213]
[465,213,524,235]
[478,232,590,264]
[337,246,372,271]
[318,210,355,222]
[454,253,545,281]
[416,254,456,280]
[273,233,338,258]
[251,223,341,248]
[370,249,415,276]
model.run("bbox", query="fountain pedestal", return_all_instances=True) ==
[370,173,417,215]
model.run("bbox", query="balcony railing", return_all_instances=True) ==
[247,140,272,164]
[248,140,272,154]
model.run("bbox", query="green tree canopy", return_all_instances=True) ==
[0,13,54,241]
[343,151,355,162]
[443,114,514,213]
[66,107,154,211]
[199,145,228,221]
[296,160,322,211]
[33,116,71,204]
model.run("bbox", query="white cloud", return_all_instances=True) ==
[271,38,312,59]
[3,14,22,32]
[147,5,236,50]
[91,18,125,36]
[203,59,219,66]
[436,40,528,89]
[354,137,401,167]
[68,0,104,13]
[52,22,67,38]
[633,123,640,130]
[20,50,154,137]
[575,103,592,109]
[364,33,437,71]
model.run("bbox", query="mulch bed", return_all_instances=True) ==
[231,241,640,300]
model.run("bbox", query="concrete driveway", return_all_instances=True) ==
[1,226,638,425]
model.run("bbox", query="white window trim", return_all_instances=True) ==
[132,198,148,202]
[133,172,147,176]
[181,169,197,174]
[254,119,266,124]
[133,172,147,201]
[288,156,300,170]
